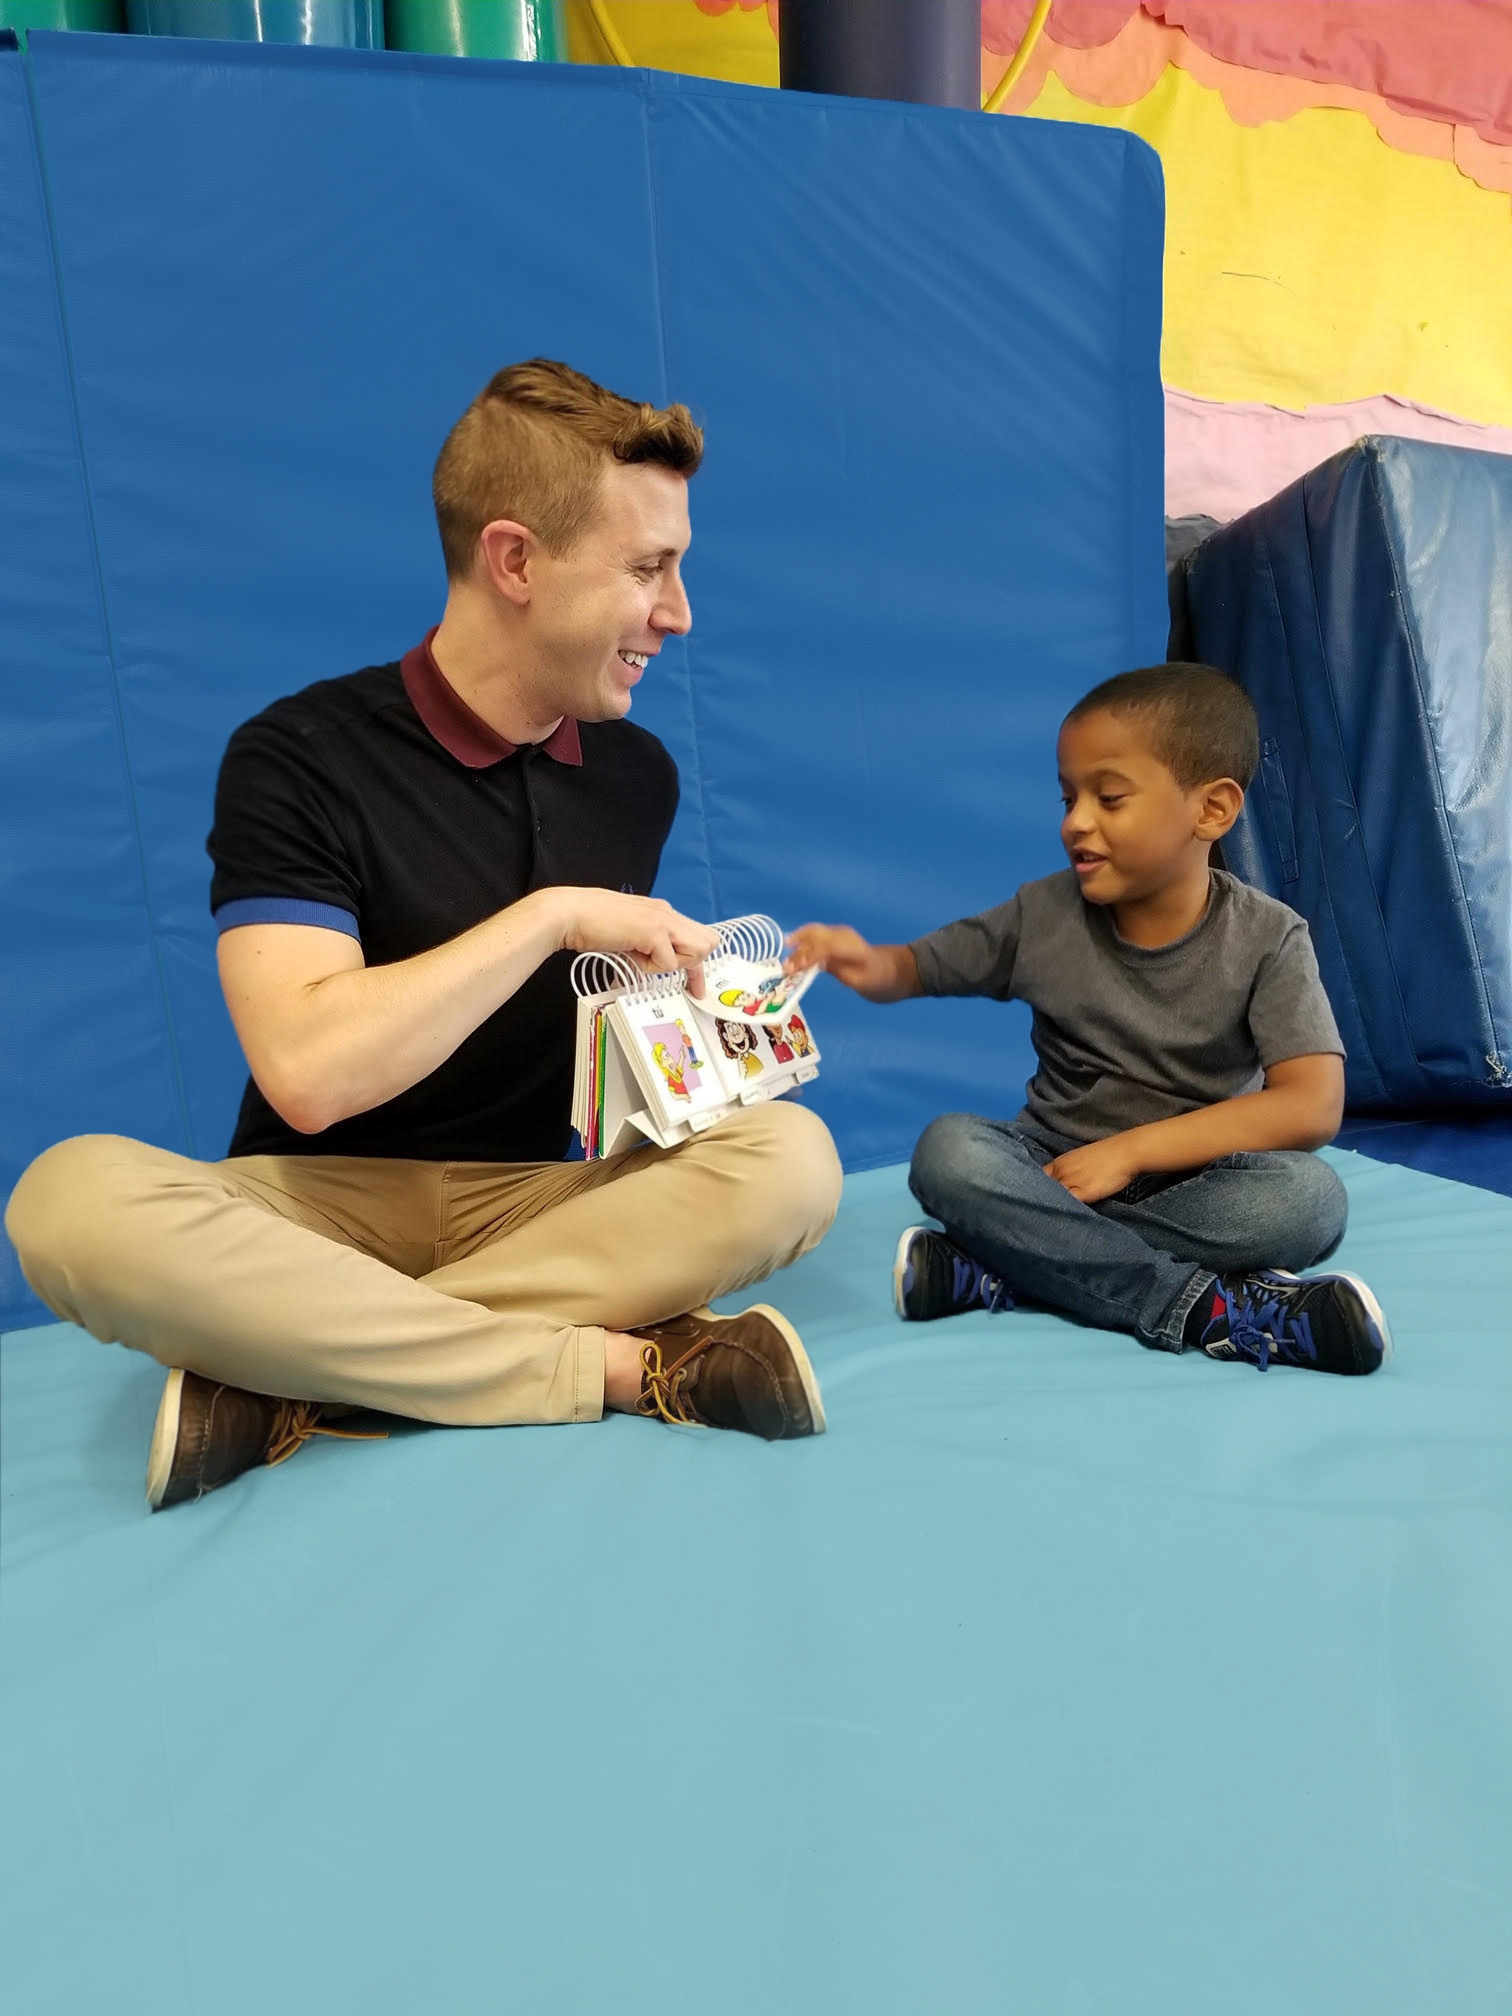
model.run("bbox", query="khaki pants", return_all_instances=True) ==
[5,1101,842,1427]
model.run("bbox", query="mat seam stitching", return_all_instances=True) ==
[19,41,197,1159]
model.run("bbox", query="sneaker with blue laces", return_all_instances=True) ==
[1197,1268,1391,1375]
[893,1226,1013,1322]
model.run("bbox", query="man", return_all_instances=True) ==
[7,360,843,1509]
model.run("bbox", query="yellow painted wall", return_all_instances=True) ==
[563,1,1512,428]
[1025,67,1512,426]
[564,1,778,84]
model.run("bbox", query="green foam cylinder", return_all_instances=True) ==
[126,1,383,44]
[0,1,125,27]
[384,0,563,61]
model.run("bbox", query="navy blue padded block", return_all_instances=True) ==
[1180,436,1512,1111]
[1337,1110,1512,1199]
[3,1151,1510,2014]
[2,36,1163,1321]
[0,49,189,1328]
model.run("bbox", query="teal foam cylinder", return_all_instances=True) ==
[125,1,383,45]
[384,0,563,61]
[0,1,124,27]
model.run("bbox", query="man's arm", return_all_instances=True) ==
[219,887,720,1135]
[1045,1053,1345,1204]
[785,923,922,1003]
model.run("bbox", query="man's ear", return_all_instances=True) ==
[1194,777,1244,841]
[477,518,536,607]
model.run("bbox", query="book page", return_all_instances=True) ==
[610,993,729,1129]
[753,1001,822,1086]
[701,955,817,1027]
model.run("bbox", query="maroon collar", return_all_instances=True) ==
[400,629,583,770]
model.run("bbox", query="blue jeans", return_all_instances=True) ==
[908,1113,1349,1351]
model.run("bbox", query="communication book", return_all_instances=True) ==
[571,915,821,1157]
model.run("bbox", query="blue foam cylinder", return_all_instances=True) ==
[126,0,382,44]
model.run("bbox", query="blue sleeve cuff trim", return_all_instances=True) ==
[214,897,360,939]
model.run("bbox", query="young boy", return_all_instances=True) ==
[789,663,1390,1375]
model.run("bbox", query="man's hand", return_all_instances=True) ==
[547,889,720,997]
[1044,1136,1141,1204]
[786,924,922,1003]
[219,886,722,1137]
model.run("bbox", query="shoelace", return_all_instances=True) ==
[1217,1283,1317,1372]
[952,1251,1013,1314]
[634,1337,704,1427]
[266,1401,388,1468]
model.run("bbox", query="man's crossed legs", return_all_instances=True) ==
[6,1101,843,1504]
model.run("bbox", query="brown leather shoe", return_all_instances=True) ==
[145,1368,385,1510]
[632,1305,826,1440]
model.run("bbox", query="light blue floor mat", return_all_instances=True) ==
[3,1149,1510,2016]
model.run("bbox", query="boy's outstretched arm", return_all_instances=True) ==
[787,924,923,1004]
[1046,1053,1345,1204]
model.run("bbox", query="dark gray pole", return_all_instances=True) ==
[779,0,982,111]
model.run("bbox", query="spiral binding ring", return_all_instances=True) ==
[712,914,785,966]
[570,915,789,1001]
[569,951,641,999]
[570,950,697,1002]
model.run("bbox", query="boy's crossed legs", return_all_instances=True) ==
[904,1112,1388,1373]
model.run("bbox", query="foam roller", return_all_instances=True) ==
[385,0,563,61]
[126,1,383,45]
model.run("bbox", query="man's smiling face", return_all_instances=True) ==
[523,459,692,724]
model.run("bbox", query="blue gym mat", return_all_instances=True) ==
[3,1147,1508,2016]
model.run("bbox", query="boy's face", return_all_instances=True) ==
[1056,708,1231,908]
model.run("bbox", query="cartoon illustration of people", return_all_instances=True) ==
[716,1019,765,1080]
[786,1013,814,1059]
[648,1021,703,1101]
[765,1024,796,1066]
[718,986,773,1018]
[717,973,791,1018]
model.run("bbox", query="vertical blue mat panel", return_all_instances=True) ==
[0,48,188,1328]
[3,1154,1510,2014]
[651,85,1167,1169]
[4,36,1162,1240]
[23,35,711,1168]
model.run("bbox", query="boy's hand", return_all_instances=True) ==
[786,923,876,988]
[785,925,922,1004]
[1044,1137,1140,1204]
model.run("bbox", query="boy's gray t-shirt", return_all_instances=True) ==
[910,868,1342,1143]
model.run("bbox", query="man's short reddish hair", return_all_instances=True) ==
[432,358,704,579]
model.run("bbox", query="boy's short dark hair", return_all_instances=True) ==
[1065,662,1259,791]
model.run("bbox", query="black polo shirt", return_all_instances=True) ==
[207,631,679,1162]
